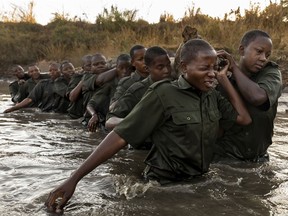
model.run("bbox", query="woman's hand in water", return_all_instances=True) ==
[3,107,15,113]
[45,178,77,213]
[87,114,98,132]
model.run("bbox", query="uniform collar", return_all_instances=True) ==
[177,75,195,90]
[177,75,212,97]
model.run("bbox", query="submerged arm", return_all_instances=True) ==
[45,131,127,213]
[3,97,33,113]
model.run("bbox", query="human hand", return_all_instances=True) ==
[87,114,98,132]
[217,50,237,72]
[215,59,230,82]
[3,107,15,113]
[18,79,26,85]
[45,179,77,213]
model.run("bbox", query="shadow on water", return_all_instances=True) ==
[0,79,288,216]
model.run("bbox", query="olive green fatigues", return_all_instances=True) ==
[14,74,48,104]
[9,73,30,103]
[215,62,282,162]
[87,77,119,123]
[82,73,100,110]
[28,77,69,113]
[110,71,146,105]
[107,76,154,119]
[114,76,237,184]
[67,72,86,119]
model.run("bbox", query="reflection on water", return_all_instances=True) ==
[0,79,288,216]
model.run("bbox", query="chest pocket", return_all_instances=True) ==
[171,111,201,125]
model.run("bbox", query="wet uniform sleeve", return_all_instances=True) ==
[87,83,112,111]
[110,78,129,103]
[114,88,164,148]
[27,81,45,104]
[216,90,238,130]
[108,87,143,119]
[257,66,282,108]
[82,74,98,93]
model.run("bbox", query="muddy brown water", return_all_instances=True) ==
[0,79,288,216]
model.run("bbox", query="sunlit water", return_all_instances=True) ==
[0,79,288,216]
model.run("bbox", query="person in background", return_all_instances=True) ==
[45,39,251,213]
[86,53,133,132]
[4,62,72,113]
[173,25,201,77]
[109,45,148,110]
[13,64,44,104]
[106,46,172,130]
[8,65,30,103]
[214,29,282,162]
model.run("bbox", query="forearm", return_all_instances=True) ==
[5,98,32,113]
[217,74,251,125]
[69,81,83,102]
[70,131,127,183]
[232,65,267,106]
[96,68,116,86]
[105,116,123,130]
[86,104,97,116]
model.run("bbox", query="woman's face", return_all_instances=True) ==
[182,49,217,92]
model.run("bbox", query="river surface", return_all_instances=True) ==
[0,79,288,216]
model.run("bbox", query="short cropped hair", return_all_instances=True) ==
[129,45,146,58]
[116,54,131,64]
[240,29,270,47]
[49,62,60,69]
[180,39,214,63]
[81,54,92,63]
[60,60,71,72]
[144,46,168,66]
[11,64,24,72]
[92,53,107,61]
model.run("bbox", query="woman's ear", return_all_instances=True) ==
[239,45,245,56]
[180,62,187,74]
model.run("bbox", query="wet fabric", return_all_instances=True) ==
[67,72,86,119]
[215,61,282,161]
[110,71,146,104]
[8,73,30,103]
[13,74,48,104]
[115,75,237,182]
[107,76,154,119]
[28,77,69,113]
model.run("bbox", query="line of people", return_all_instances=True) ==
[3,29,283,213]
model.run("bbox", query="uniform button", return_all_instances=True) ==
[248,148,251,152]
[187,116,191,120]
[245,132,249,136]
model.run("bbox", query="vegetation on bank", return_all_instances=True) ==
[0,1,287,81]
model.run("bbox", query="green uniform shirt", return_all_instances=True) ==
[9,73,30,103]
[67,72,86,119]
[107,76,154,119]
[87,77,119,118]
[114,75,237,182]
[82,73,100,110]
[14,74,47,104]
[215,61,282,161]
[28,77,69,113]
[110,71,146,104]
